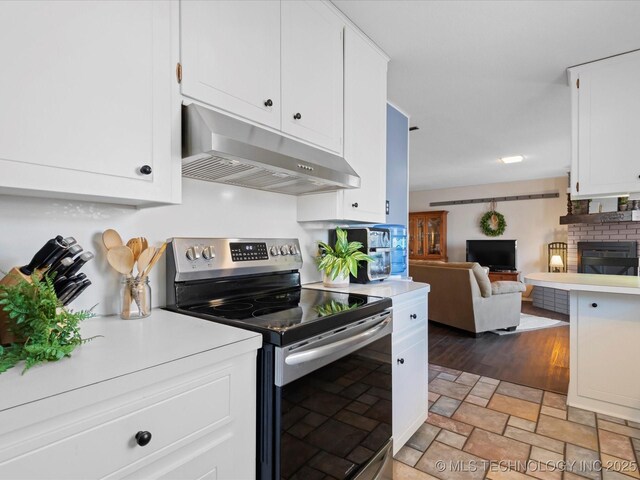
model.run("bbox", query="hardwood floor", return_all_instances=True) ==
[428,301,570,394]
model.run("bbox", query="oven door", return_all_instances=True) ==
[274,311,393,480]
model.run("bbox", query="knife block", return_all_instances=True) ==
[0,267,32,345]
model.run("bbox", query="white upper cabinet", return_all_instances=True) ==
[297,26,388,223]
[569,50,640,199]
[180,0,343,154]
[281,1,344,154]
[180,1,281,130]
[0,1,181,206]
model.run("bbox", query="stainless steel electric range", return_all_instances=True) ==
[165,237,393,480]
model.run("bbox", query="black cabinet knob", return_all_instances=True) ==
[410,314,417,319]
[135,431,152,447]
[397,358,405,365]
[591,302,598,308]
[352,202,358,208]
[139,165,152,175]
[264,99,273,107]
[293,112,302,120]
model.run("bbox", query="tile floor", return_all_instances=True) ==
[394,364,640,480]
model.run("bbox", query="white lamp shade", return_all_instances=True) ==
[550,255,564,268]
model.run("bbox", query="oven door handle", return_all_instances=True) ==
[284,313,391,366]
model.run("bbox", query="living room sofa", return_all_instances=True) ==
[409,260,525,335]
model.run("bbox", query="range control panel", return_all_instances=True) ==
[168,237,303,282]
[230,242,269,262]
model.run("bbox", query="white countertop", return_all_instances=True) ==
[0,309,261,412]
[303,278,430,297]
[525,272,640,295]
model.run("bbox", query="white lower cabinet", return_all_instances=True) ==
[0,349,257,479]
[0,1,181,206]
[391,288,428,454]
[570,291,640,421]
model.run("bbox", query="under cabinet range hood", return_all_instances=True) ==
[182,104,360,195]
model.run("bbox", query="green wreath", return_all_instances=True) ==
[480,210,506,237]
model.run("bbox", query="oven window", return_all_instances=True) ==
[279,336,391,479]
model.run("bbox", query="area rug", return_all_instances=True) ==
[490,313,569,335]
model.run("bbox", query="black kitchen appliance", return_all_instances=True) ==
[165,238,393,480]
[329,228,391,283]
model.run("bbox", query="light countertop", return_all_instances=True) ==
[303,278,430,297]
[0,309,261,412]
[525,272,640,295]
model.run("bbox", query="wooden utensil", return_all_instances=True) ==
[142,242,167,278]
[139,237,149,253]
[126,238,143,262]
[136,247,156,278]
[106,246,134,275]
[102,229,123,250]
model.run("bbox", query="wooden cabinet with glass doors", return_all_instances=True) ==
[409,211,448,261]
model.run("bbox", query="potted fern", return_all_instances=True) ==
[0,275,95,374]
[317,228,373,287]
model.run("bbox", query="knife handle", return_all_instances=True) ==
[20,236,64,275]
[45,244,83,275]
[56,281,77,303]
[63,280,91,306]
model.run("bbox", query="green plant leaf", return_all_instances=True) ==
[0,274,95,375]
[316,227,375,278]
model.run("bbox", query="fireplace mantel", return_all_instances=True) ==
[560,210,640,225]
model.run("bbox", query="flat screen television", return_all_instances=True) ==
[466,239,517,272]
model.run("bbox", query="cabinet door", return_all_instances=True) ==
[180,1,281,130]
[574,291,640,410]
[416,216,427,258]
[281,0,344,153]
[572,51,640,198]
[0,1,180,206]
[392,335,428,452]
[341,28,388,222]
[426,214,444,258]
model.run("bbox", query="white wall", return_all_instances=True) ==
[0,179,327,316]
[409,177,568,276]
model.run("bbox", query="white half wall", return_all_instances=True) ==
[410,177,568,276]
[0,179,326,316]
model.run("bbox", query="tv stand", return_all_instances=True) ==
[488,271,520,282]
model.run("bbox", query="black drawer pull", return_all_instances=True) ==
[352,202,358,208]
[397,358,404,365]
[264,99,273,107]
[135,431,152,447]
[139,165,152,175]
[410,314,417,319]
[293,112,302,120]
[591,302,598,308]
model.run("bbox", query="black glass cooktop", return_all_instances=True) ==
[178,288,392,346]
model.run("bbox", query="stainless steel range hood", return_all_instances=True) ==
[182,104,360,195]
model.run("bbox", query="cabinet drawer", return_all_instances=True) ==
[0,370,231,479]
[393,296,427,336]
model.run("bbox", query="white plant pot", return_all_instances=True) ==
[322,270,350,288]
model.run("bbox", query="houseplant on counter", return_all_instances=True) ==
[0,275,95,374]
[317,228,372,287]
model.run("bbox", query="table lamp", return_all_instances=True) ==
[550,254,564,273]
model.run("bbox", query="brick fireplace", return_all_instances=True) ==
[567,222,640,272]
[533,221,640,314]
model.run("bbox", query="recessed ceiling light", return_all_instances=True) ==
[500,155,524,164]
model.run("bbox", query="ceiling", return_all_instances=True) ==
[332,0,640,191]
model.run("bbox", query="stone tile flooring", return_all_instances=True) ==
[394,364,640,480]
